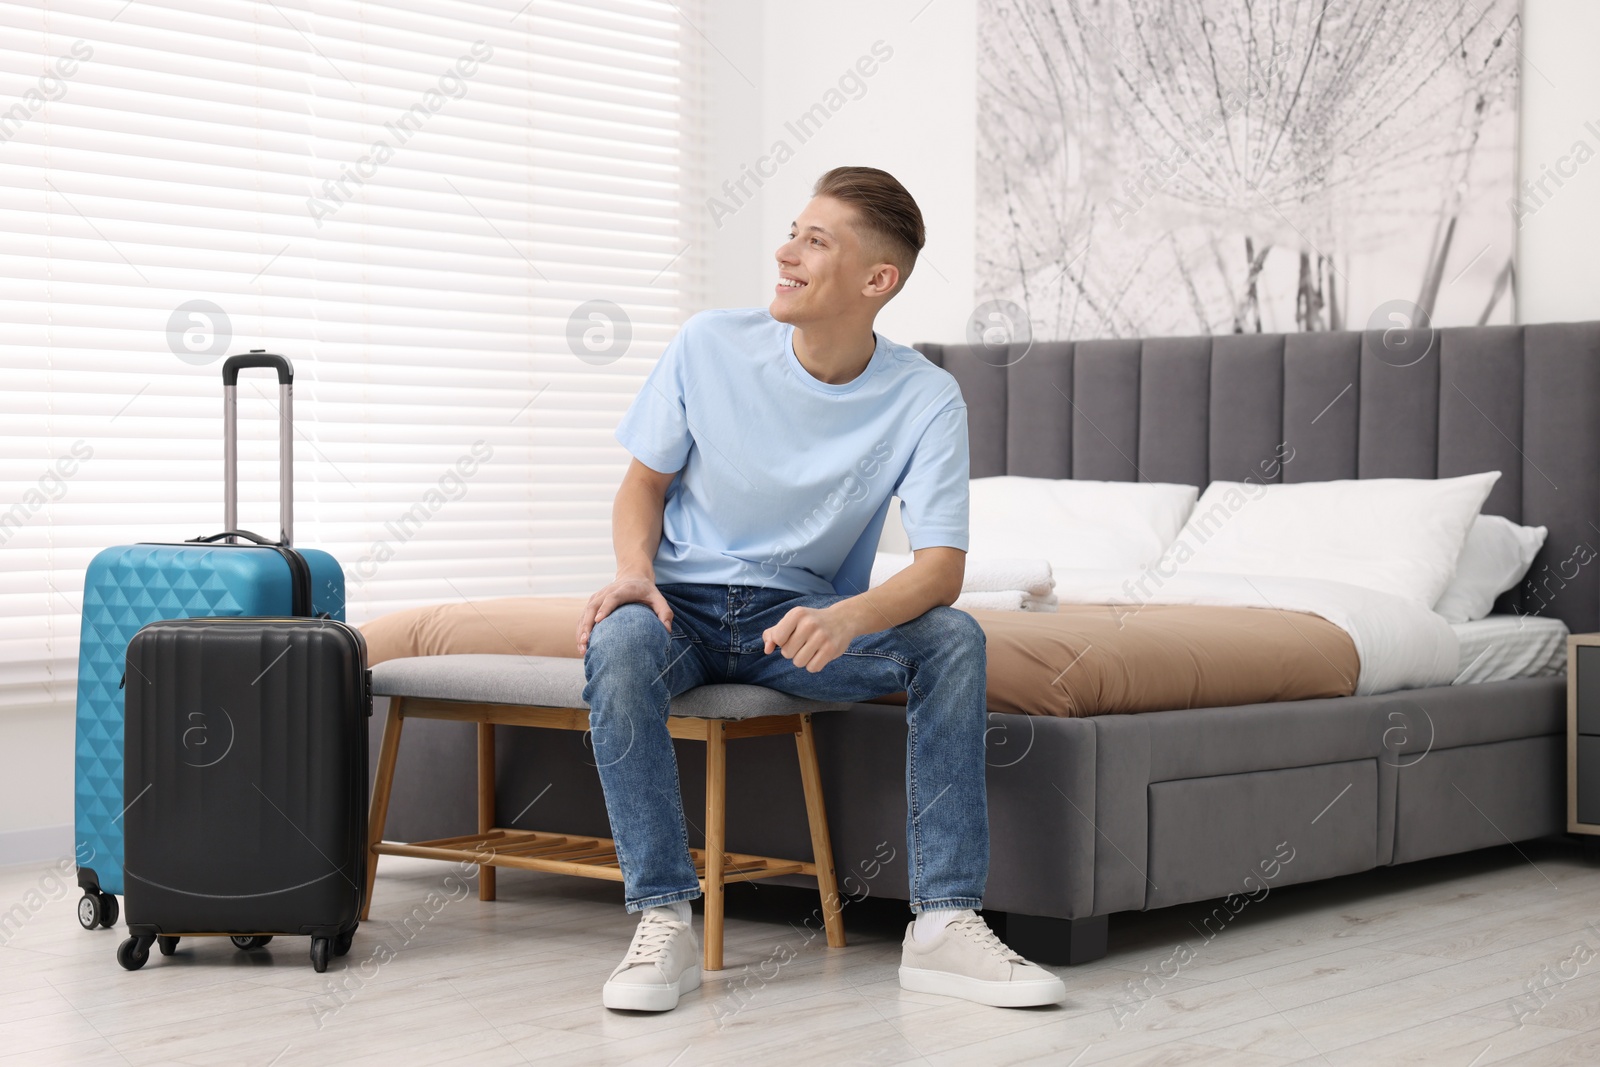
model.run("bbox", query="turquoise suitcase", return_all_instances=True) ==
[73,353,345,930]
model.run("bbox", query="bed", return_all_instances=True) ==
[364,319,1600,964]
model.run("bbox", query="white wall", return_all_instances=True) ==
[701,0,768,322]
[702,0,977,347]
[0,703,74,861]
[1516,0,1600,324]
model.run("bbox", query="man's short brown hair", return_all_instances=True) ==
[812,166,925,298]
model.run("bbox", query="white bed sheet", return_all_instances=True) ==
[1450,614,1568,684]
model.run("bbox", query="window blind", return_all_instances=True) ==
[0,0,706,709]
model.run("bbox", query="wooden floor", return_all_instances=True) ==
[4,839,1600,1065]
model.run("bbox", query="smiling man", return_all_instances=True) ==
[576,166,1066,1012]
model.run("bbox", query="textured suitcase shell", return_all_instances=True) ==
[121,616,369,936]
[75,544,343,896]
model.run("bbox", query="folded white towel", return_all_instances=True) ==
[963,558,1055,597]
[870,552,1056,597]
[954,590,1059,613]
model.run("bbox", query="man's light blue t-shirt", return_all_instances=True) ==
[614,307,969,597]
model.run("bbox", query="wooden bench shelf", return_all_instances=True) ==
[375,829,817,884]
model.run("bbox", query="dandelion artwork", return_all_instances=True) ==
[976,0,1521,339]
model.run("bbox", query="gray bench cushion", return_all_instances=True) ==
[370,654,849,720]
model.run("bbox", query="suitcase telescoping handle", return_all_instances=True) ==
[221,351,294,547]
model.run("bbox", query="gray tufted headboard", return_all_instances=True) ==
[916,322,1600,633]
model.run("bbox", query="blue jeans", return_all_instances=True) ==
[581,582,989,914]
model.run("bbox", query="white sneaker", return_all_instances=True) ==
[898,911,1066,1007]
[602,907,702,1012]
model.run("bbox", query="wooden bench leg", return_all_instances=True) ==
[478,721,497,902]
[796,714,845,948]
[703,719,726,971]
[363,697,406,921]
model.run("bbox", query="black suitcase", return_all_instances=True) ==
[117,616,371,973]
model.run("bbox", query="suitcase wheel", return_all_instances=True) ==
[334,926,355,958]
[230,935,272,950]
[117,935,153,971]
[157,936,179,957]
[76,891,118,931]
[309,937,331,973]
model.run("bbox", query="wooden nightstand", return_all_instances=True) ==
[1569,634,1600,834]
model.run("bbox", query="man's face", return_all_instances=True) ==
[769,195,893,325]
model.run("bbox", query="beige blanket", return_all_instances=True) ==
[359,596,1358,718]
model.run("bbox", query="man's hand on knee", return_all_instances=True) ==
[577,575,674,653]
[763,605,860,673]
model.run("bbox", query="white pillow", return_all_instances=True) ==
[1432,515,1547,623]
[1164,472,1499,606]
[961,476,1199,571]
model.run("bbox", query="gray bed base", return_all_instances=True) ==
[370,320,1598,964]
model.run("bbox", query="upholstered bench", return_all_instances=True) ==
[363,653,850,969]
